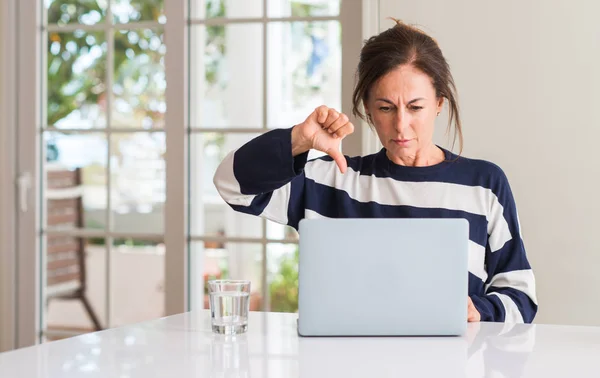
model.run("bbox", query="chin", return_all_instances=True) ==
[386,145,415,160]
[388,142,415,153]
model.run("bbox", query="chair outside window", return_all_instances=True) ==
[46,166,102,331]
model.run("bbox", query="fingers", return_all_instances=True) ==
[333,122,355,139]
[326,112,349,135]
[326,117,354,140]
[327,149,348,174]
[323,109,340,129]
[315,105,329,124]
[467,297,481,322]
[309,106,353,175]
[314,106,350,133]
[467,309,477,322]
[467,306,477,322]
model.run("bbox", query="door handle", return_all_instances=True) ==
[17,172,31,213]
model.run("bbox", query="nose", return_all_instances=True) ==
[394,110,409,133]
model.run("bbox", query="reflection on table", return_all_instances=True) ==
[1,311,599,378]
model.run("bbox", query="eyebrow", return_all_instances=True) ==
[375,97,425,105]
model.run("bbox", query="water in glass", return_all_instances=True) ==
[209,284,250,334]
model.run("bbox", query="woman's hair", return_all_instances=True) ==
[352,19,463,154]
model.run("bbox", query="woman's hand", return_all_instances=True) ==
[468,297,481,322]
[291,105,355,173]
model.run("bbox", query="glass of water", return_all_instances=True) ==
[208,280,251,334]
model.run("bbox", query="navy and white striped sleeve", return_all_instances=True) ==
[213,127,308,229]
[471,168,538,323]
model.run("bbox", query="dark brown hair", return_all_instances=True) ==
[352,19,463,154]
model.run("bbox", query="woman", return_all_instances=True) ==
[213,20,537,323]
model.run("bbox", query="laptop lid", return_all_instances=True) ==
[297,218,469,336]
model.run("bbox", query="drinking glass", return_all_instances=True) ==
[208,280,251,334]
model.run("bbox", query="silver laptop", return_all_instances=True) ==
[297,218,469,337]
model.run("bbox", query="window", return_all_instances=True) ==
[41,0,167,340]
[187,0,342,313]
[16,0,363,344]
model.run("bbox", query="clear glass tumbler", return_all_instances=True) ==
[208,280,251,334]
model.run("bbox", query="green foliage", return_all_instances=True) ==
[290,3,317,17]
[88,234,158,247]
[269,246,299,313]
[46,0,165,126]
[47,29,107,126]
[46,0,227,127]
[47,0,106,26]
[204,1,226,85]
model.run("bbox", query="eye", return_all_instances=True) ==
[379,106,392,112]
[410,106,423,111]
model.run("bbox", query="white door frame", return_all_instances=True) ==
[0,0,18,353]
[14,0,42,349]
[360,0,383,155]
[0,0,41,350]
[340,0,365,156]
[164,0,189,316]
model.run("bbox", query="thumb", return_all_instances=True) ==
[327,148,347,174]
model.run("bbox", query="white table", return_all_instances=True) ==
[1,311,600,377]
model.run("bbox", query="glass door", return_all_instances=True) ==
[37,0,169,342]
[13,0,364,348]
[187,0,349,313]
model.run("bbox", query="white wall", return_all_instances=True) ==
[378,0,600,326]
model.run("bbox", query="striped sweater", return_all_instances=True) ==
[213,127,538,323]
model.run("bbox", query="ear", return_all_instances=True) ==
[436,97,444,114]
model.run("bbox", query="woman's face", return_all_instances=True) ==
[365,64,444,165]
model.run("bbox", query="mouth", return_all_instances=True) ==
[392,139,413,145]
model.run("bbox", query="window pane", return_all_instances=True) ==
[267,243,298,313]
[45,132,107,231]
[189,24,263,128]
[189,0,262,20]
[113,29,166,129]
[189,133,263,238]
[267,21,341,128]
[266,220,299,241]
[111,133,165,233]
[46,0,106,26]
[267,0,340,18]
[189,242,264,311]
[112,0,165,24]
[47,31,107,128]
[111,239,165,327]
[44,236,106,340]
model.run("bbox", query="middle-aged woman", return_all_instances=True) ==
[213,20,537,323]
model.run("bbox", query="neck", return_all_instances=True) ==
[386,144,445,167]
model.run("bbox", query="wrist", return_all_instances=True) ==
[291,125,311,157]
